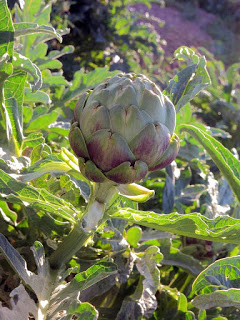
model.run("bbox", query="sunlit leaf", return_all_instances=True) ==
[109,207,240,244]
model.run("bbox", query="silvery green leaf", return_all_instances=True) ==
[14,22,62,42]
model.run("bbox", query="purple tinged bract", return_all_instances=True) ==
[69,73,180,184]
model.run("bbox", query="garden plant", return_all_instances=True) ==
[1,0,240,319]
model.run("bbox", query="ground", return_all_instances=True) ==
[133,3,239,64]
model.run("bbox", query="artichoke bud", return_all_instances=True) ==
[69,73,179,184]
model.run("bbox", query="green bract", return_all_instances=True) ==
[69,73,179,184]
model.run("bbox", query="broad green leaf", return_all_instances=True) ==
[117,245,162,319]
[22,132,45,149]
[164,46,211,112]
[0,0,14,58]
[0,58,13,144]
[13,52,42,90]
[26,207,69,238]
[24,87,50,104]
[226,63,240,86]
[33,28,70,47]
[15,1,51,47]
[3,71,27,155]
[193,289,240,310]
[66,302,98,320]
[42,73,69,87]
[17,150,89,193]
[0,169,78,222]
[48,262,117,318]
[192,256,240,309]
[28,43,48,60]
[18,154,74,182]
[109,207,240,244]
[15,1,65,62]
[198,309,207,320]
[47,45,74,60]
[126,226,142,247]
[26,111,58,131]
[179,124,240,204]
[38,59,62,70]
[145,238,203,275]
[177,293,188,313]
[135,245,162,293]
[13,22,62,42]
[192,256,240,295]
[0,200,17,223]
[15,0,45,20]
[30,142,52,163]
[166,64,198,105]
[66,261,117,293]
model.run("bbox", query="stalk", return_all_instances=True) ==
[49,182,117,268]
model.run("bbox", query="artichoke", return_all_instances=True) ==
[69,73,179,184]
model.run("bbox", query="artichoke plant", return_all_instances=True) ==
[69,73,179,184]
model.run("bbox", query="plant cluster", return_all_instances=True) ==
[1,1,240,320]
[51,0,165,78]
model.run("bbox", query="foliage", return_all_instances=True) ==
[52,0,165,77]
[0,0,240,319]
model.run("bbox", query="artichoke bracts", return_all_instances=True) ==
[69,73,179,184]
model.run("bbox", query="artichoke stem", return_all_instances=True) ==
[82,181,117,232]
[49,182,117,268]
[49,220,90,268]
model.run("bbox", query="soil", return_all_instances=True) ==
[132,3,216,58]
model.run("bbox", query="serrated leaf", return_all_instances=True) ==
[192,256,240,295]
[47,45,74,60]
[42,73,69,87]
[26,207,69,238]
[136,246,162,293]
[26,111,58,131]
[34,28,70,47]
[3,70,27,155]
[38,59,62,70]
[13,22,62,42]
[13,52,42,90]
[179,124,240,204]
[0,169,78,222]
[66,302,98,320]
[109,207,240,244]
[193,289,240,310]
[24,87,51,104]
[22,132,45,149]
[117,246,162,319]
[48,262,117,318]
[164,46,211,111]
[17,154,73,182]
[151,238,203,275]
[0,0,14,58]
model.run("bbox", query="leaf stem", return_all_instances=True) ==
[49,220,90,268]
[49,182,117,268]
